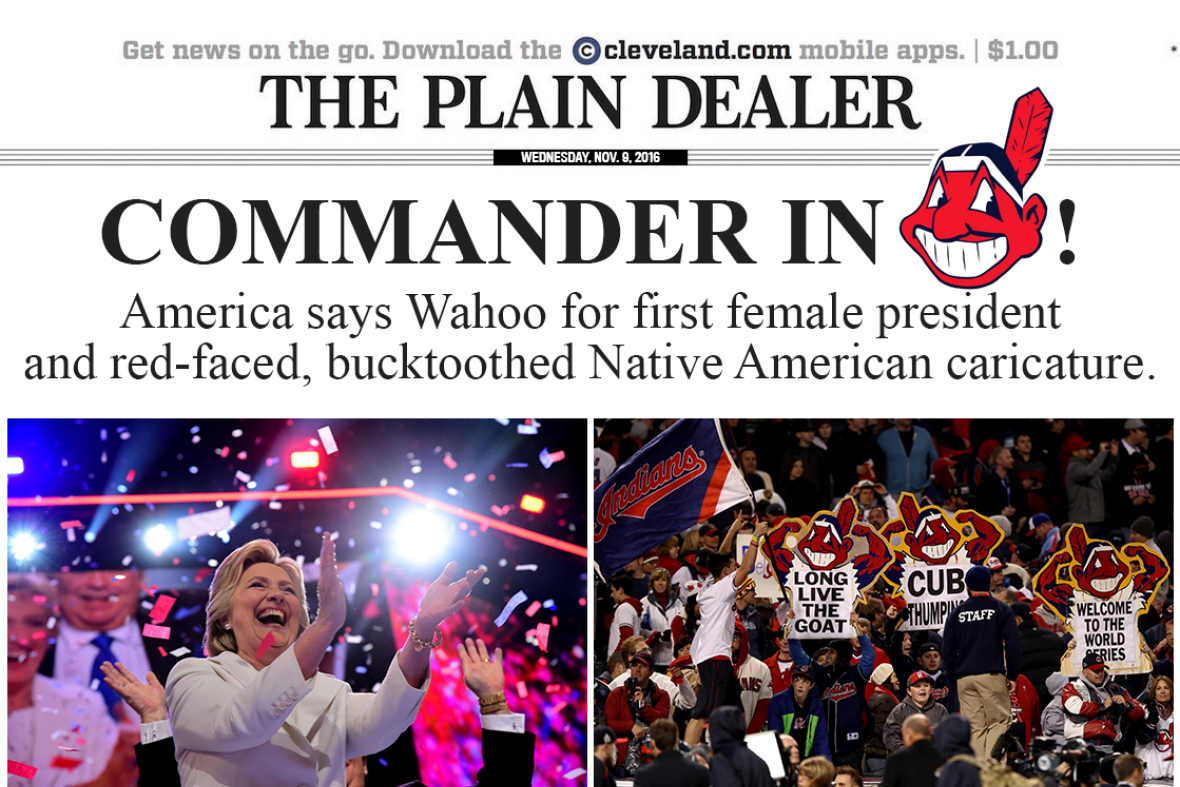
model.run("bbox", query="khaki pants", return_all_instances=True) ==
[956,673,1011,759]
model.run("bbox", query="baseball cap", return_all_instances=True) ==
[642,550,659,564]
[1061,434,1091,455]
[1016,544,1037,563]
[700,523,719,538]
[1125,418,1147,431]
[854,479,875,490]
[1028,512,1052,534]
[966,565,992,592]
[593,726,617,747]
[793,664,817,682]
[950,484,973,500]
[987,557,1005,571]
[1082,652,1107,671]
[631,651,655,669]
[908,670,935,687]
[1011,602,1032,620]
[917,642,940,657]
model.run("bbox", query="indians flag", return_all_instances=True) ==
[594,419,751,577]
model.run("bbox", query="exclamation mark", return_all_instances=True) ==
[1059,200,1075,264]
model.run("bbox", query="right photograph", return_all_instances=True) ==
[591,418,1173,787]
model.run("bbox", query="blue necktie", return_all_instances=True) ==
[89,633,122,718]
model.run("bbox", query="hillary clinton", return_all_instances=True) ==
[164,532,482,787]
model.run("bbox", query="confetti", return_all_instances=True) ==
[318,426,338,454]
[176,507,231,541]
[142,624,171,639]
[169,646,191,658]
[525,600,543,617]
[536,622,551,652]
[443,454,458,469]
[148,595,176,624]
[234,470,251,484]
[564,769,587,780]
[66,528,76,542]
[493,418,510,426]
[515,564,538,572]
[49,757,82,771]
[60,520,83,530]
[515,680,529,698]
[495,590,528,627]
[463,473,476,482]
[256,631,276,662]
[516,424,538,435]
[7,761,37,778]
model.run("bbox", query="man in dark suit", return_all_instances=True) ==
[881,714,944,787]
[43,570,203,719]
[634,719,710,787]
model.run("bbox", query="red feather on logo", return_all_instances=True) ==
[1005,88,1053,187]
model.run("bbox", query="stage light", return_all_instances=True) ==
[290,451,320,469]
[145,524,173,554]
[520,494,546,514]
[7,457,23,475]
[11,532,39,561]
[389,513,450,563]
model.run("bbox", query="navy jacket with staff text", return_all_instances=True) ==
[942,594,1021,681]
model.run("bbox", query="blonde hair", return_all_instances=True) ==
[204,539,310,657]
[654,536,679,558]
[620,635,649,665]
[798,756,836,787]
[682,529,701,554]
[649,568,672,593]
[1151,674,1174,708]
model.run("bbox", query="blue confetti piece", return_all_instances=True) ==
[495,590,528,627]
[494,418,510,426]
[517,424,538,435]
[505,463,528,468]
[539,448,553,469]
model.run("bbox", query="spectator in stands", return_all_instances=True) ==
[978,446,1029,532]
[632,718,710,787]
[609,642,694,720]
[1012,601,1066,712]
[608,573,642,656]
[834,765,863,787]
[797,756,836,787]
[781,458,822,517]
[1063,652,1145,755]
[1134,674,1173,781]
[942,565,1022,759]
[884,671,950,754]
[593,726,618,787]
[1112,753,1145,787]
[732,626,772,734]
[764,630,796,696]
[882,714,944,787]
[850,480,899,524]
[788,610,876,769]
[1062,435,1118,536]
[833,419,882,494]
[1004,544,1035,589]
[654,537,684,576]
[1030,513,1062,560]
[988,557,1010,592]
[1006,671,1041,757]
[913,643,957,712]
[768,664,831,759]
[605,650,670,774]
[708,705,776,787]
[1152,615,1174,662]
[865,663,900,775]
[931,714,979,787]
[1012,431,1052,518]
[1040,672,1069,744]
[736,580,772,662]
[779,421,831,505]
[741,448,776,494]
[640,568,685,671]
[878,419,940,497]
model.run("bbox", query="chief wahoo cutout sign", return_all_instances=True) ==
[761,498,894,639]
[900,89,1053,288]
[879,493,1004,630]
[1033,524,1170,675]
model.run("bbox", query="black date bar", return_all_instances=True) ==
[494,149,686,166]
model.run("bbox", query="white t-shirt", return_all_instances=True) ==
[691,572,739,664]
[738,657,774,731]
[7,675,119,787]
[594,448,617,487]
[608,600,640,655]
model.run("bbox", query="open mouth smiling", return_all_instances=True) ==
[913,227,1009,279]
[256,607,288,629]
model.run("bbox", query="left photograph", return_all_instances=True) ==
[7,418,588,787]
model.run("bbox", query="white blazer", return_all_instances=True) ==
[165,645,427,787]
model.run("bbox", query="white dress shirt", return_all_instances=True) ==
[54,614,152,693]
[7,675,119,787]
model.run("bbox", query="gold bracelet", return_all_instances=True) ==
[478,692,507,708]
[409,618,442,651]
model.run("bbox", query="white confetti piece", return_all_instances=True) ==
[515,564,538,572]
[495,590,528,627]
[234,470,251,484]
[176,507,232,541]
[170,646,191,658]
[318,426,338,454]
[564,769,587,780]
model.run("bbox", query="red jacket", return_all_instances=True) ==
[1009,674,1042,750]
[605,683,670,764]
[764,653,795,696]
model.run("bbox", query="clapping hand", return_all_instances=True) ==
[100,661,167,724]
[316,532,348,633]
[418,563,487,633]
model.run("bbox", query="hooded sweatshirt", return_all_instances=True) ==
[1040,672,1069,744]
[790,634,875,753]
[708,706,776,787]
[767,682,832,759]
[733,623,773,734]
[883,693,950,754]
[932,715,980,787]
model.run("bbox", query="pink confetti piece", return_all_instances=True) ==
[443,454,458,469]
[525,600,543,617]
[547,450,565,463]
[142,624,171,639]
[148,595,176,623]
[318,426,338,454]
[463,473,476,483]
[126,469,136,482]
[66,528,76,542]
[546,684,561,693]
[8,761,37,778]
[158,647,168,657]
[256,631,276,662]
[536,622,551,652]
[60,520,83,529]
[515,680,529,698]
[49,756,82,771]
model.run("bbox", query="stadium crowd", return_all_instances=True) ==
[594,418,1174,787]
